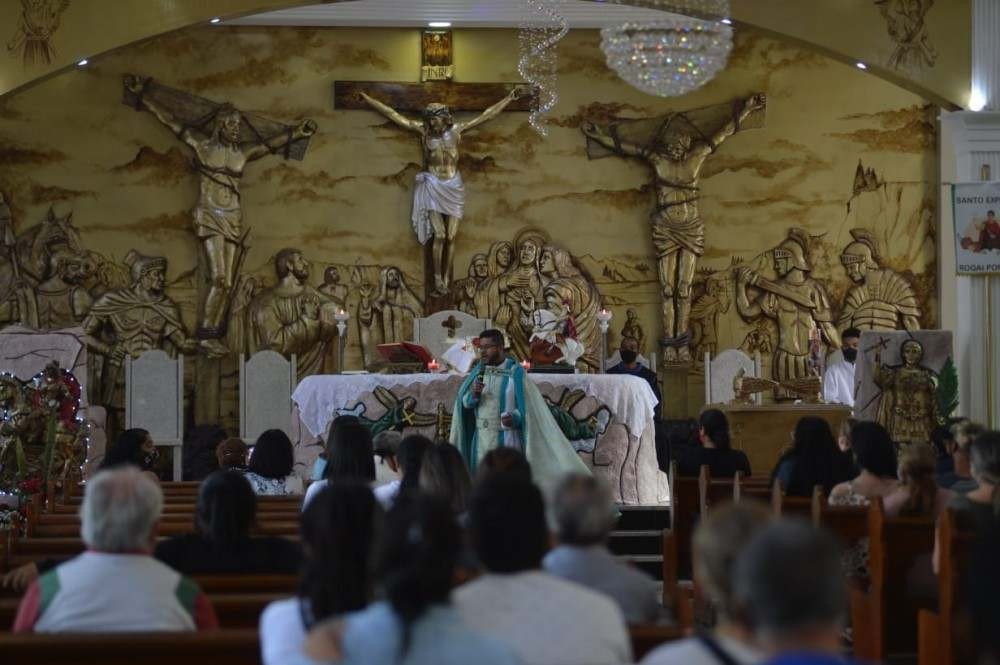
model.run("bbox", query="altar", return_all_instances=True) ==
[290,372,668,505]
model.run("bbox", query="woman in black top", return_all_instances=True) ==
[155,470,302,575]
[770,416,855,496]
[677,409,752,477]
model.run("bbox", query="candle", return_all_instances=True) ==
[334,308,349,322]
[521,359,531,370]
[428,359,440,371]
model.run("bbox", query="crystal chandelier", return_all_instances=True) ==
[600,0,733,98]
[518,0,569,136]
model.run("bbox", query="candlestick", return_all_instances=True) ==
[428,358,440,372]
[596,308,613,373]
[334,308,350,372]
[521,359,532,371]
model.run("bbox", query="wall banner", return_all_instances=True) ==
[954,182,1000,274]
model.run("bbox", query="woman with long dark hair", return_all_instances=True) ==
[100,428,156,471]
[374,434,433,509]
[305,495,517,665]
[260,481,379,665]
[303,417,376,509]
[771,416,855,496]
[418,443,473,517]
[828,421,899,505]
[677,409,751,477]
[154,470,301,574]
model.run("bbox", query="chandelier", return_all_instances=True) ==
[600,1,733,98]
[519,0,569,136]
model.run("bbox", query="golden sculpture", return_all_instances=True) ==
[581,93,766,363]
[839,228,921,331]
[83,251,214,428]
[875,0,937,70]
[359,86,528,296]
[494,231,546,360]
[0,250,93,329]
[690,276,730,359]
[621,308,645,354]
[538,245,601,370]
[732,368,778,405]
[736,229,840,385]
[123,74,317,354]
[873,338,939,444]
[778,375,824,404]
[473,241,514,319]
[249,249,339,380]
[524,289,585,367]
[318,266,348,308]
[453,252,488,316]
[372,266,422,344]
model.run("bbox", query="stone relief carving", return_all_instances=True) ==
[875,0,937,70]
[838,228,921,331]
[122,74,316,354]
[620,308,645,353]
[6,0,70,67]
[582,93,766,364]
[735,229,840,386]
[248,249,339,381]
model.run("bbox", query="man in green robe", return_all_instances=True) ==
[450,329,589,486]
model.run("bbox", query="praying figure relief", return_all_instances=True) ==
[582,93,766,363]
[122,74,316,355]
[359,87,528,297]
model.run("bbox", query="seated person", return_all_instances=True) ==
[155,470,302,575]
[771,417,854,497]
[216,436,248,471]
[608,336,661,420]
[245,429,303,495]
[677,409,751,478]
[641,502,771,665]
[99,427,158,473]
[419,442,473,518]
[14,467,218,632]
[544,474,662,624]
[182,424,226,481]
[261,482,379,665]
[937,431,1000,574]
[938,420,984,493]
[372,430,402,493]
[829,421,899,507]
[453,474,632,665]
[883,443,951,518]
[477,447,533,483]
[374,433,431,509]
[303,417,376,509]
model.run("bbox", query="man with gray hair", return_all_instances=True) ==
[733,521,856,665]
[14,467,217,632]
[543,473,662,623]
[642,502,769,665]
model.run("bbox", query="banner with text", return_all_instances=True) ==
[954,182,1000,274]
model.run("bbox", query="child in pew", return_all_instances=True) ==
[260,481,379,665]
[244,430,304,496]
[154,470,302,575]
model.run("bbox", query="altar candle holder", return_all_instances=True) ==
[335,308,350,373]
[597,308,613,373]
[427,358,440,372]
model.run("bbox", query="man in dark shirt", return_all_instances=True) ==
[608,336,661,420]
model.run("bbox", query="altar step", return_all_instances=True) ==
[610,505,671,580]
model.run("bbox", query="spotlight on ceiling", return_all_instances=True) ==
[210,17,221,24]
[428,21,452,28]
[720,18,732,25]
[856,62,868,70]
[77,59,88,67]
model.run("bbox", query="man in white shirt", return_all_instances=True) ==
[822,327,860,407]
[454,474,632,665]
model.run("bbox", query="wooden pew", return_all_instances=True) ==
[917,508,976,665]
[700,470,739,515]
[628,623,686,660]
[666,462,705,581]
[812,494,868,550]
[0,629,262,664]
[28,519,300,538]
[734,474,771,504]
[771,482,821,519]
[851,498,936,663]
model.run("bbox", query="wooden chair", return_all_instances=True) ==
[851,498,936,663]
[0,630,262,664]
[628,623,686,660]
[917,508,976,665]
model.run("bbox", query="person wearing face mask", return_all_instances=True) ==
[608,336,662,420]
[822,327,860,408]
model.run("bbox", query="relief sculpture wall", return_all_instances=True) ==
[0,26,938,424]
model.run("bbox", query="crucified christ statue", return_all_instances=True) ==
[124,74,316,354]
[582,93,766,363]
[360,86,529,297]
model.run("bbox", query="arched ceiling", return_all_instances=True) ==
[0,0,970,108]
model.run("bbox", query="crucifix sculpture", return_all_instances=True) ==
[334,31,535,306]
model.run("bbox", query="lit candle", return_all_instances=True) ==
[521,359,531,370]
[427,358,440,372]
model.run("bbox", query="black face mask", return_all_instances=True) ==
[620,349,638,364]
[843,347,858,364]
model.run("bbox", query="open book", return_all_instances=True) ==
[376,341,434,367]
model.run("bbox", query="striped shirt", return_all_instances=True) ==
[13,551,218,633]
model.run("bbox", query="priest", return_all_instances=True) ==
[450,329,590,486]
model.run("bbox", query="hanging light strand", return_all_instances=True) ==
[518,0,569,136]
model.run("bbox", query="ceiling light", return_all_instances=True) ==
[856,62,867,70]
[210,17,221,24]
[76,59,88,67]
[428,21,451,28]
[969,88,986,112]
[720,18,732,24]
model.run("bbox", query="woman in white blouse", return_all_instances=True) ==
[244,429,304,495]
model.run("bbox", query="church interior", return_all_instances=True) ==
[0,0,999,663]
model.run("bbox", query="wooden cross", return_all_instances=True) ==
[441,315,463,338]
[333,30,536,112]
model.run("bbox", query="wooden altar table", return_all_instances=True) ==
[719,403,853,475]
[290,373,668,505]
